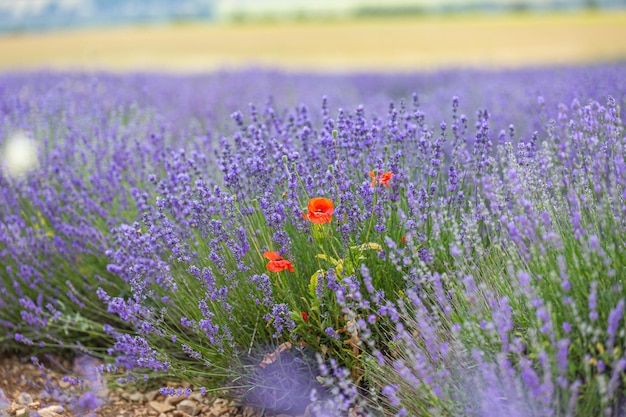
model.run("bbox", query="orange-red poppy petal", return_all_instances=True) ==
[308,211,333,224]
[370,171,393,188]
[306,197,334,224]
[308,197,334,213]
[263,251,282,261]
[266,259,294,273]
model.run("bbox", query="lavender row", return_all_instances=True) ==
[0,64,625,416]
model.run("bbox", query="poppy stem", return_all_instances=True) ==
[364,184,380,244]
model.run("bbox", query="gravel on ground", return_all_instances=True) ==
[0,354,312,417]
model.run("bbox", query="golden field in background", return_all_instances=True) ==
[0,11,625,72]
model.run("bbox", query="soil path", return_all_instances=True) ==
[0,354,299,417]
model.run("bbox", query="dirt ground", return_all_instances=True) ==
[0,11,626,73]
[0,354,300,417]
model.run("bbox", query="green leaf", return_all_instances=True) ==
[316,254,340,265]
[350,242,383,252]
[310,270,323,298]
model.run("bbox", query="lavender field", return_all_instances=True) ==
[1,64,626,416]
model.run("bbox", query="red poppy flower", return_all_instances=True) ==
[369,171,393,188]
[301,311,309,322]
[263,251,294,273]
[304,197,334,224]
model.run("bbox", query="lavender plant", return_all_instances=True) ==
[359,96,626,417]
[0,65,625,416]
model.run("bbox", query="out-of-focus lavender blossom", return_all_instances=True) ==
[73,391,102,416]
[0,389,9,411]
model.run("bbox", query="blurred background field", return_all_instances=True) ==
[0,0,625,73]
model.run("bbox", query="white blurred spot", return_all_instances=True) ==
[1,131,39,177]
